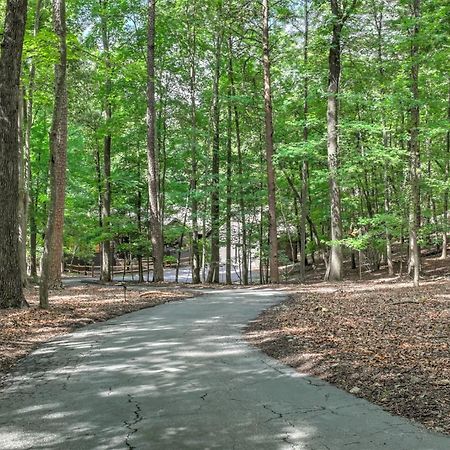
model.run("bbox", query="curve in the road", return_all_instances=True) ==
[0,289,448,450]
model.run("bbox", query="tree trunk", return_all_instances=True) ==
[325,0,344,282]
[147,0,164,282]
[188,7,201,284]
[441,84,449,259]
[206,18,222,284]
[228,37,248,285]
[25,0,42,280]
[262,0,279,283]
[100,0,112,282]
[408,0,421,287]
[299,0,309,283]
[225,80,233,285]
[40,0,68,308]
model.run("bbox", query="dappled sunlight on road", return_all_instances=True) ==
[0,290,448,449]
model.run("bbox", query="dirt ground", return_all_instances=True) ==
[0,283,193,378]
[245,256,450,435]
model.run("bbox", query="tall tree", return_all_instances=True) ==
[408,0,421,287]
[262,0,279,283]
[299,0,309,283]
[40,0,68,307]
[0,0,28,308]
[100,0,113,282]
[206,2,222,284]
[147,0,164,282]
[325,0,356,281]
[188,2,201,284]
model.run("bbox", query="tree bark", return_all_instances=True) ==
[147,0,164,282]
[325,0,344,282]
[228,37,248,285]
[299,0,309,283]
[408,0,421,287]
[25,0,42,280]
[40,0,68,308]
[225,78,233,285]
[100,0,113,282]
[206,13,222,284]
[0,0,28,308]
[262,0,279,283]
[441,84,450,259]
[188,6,201,284]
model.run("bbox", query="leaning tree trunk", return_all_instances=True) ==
[40,0,68,308]
[100,0,113,282]
[408,0,421,287]
[0,0,28,309]
[147,0,164,282]
[262,0,279,283]
[325,0,344,282]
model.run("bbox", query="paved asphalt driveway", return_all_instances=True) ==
[0,289,448,449]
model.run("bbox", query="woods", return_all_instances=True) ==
[0,0,449,307]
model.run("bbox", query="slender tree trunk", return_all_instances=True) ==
[225,81,233,285]
[100,0,112,282]
[40,0,68,308]
[262,0,279,283]
[325,0,344,282]
[299,0,309,283]
[18,87,28,287]
[228,37,248,285]
[189,8,201,284]
[206,14,222,284]
[441,84,450,259]
[25,0,42,280]
[408,0,421,287]
[147,0,164,282]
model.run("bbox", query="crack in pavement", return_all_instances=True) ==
[124,394,143,450]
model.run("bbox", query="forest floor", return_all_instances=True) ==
[0,284,194,379]
[245,255,450,435]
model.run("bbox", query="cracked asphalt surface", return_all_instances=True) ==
[0,289,449,449]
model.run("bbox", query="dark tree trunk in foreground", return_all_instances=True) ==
[325,0,344,281]
[40,0,68,308]
[262,0,279,283]
[0,0,28,308]
[408,0,421,287]
[147,0,164,282]
[441,84,449,260]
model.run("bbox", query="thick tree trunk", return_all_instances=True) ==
[325,0,344,282]
[262,0,279,283]
[147,0,164,282]
[40,0,68,308]
[0,0,28,309]
[100,1,112,282]
[408,0,421,287]
[228,38,248,285]
[299,0,309,283]
[206,22,222,284]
